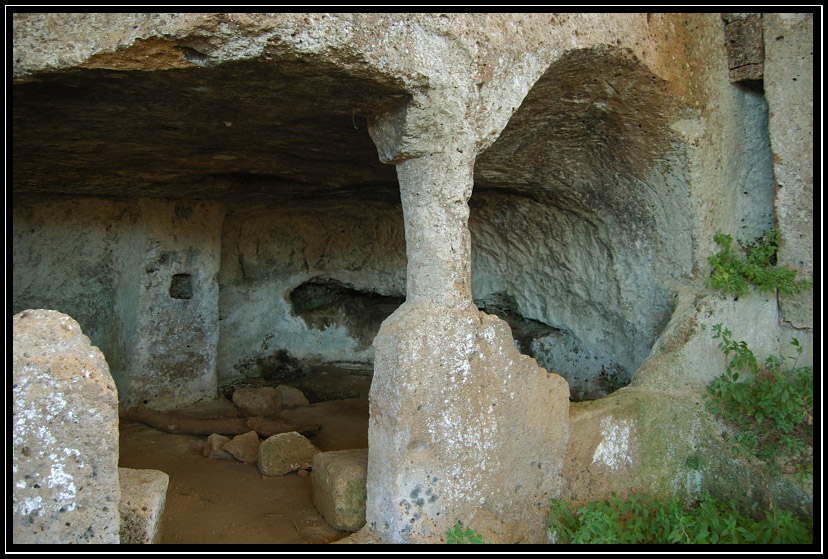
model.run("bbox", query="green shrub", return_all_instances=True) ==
[706,228,812,297]
[548,492,812,544]
[703,325,813,479]
[445,521,488,544]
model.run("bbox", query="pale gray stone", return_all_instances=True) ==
[368,304,570,544]
[12,309,121,544]
[119,468,169,545]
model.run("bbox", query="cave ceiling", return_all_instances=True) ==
[13,45,679,211]
[12,57,408,205]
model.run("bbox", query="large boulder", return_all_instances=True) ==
[12,309,121,544]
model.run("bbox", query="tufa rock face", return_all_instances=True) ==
[368,303,570,543]
[12,309,121,544]
[11,13,812,543]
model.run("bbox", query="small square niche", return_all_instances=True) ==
[169,273,193,299]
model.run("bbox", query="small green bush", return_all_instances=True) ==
[548,492,812,544]
[703,325,813,479]
[445,521,488,544]
[706,228,812,297]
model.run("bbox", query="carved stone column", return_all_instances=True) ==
[365,102,570,543]
[396,150,475,309]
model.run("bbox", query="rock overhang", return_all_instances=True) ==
[12,55,408,205]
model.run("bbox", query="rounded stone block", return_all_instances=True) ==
[258,431,320,476]
[232,386,283,417]
[312,449,369,531]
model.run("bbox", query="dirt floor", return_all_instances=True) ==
[118,382,371,545]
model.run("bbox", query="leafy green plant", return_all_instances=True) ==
[547,492,812,544]
[706,228,812,297]
[446,521,488,544]
[703,325,813,478]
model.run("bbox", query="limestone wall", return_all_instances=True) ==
[216,201,406,384]
[11,11,813,544]
[13,198,224,410]
[13,199,142,396]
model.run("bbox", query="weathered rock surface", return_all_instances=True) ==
[721,13,765,84]
[258,432,321,476]
[232,386,283,417]
[563,385,812,522]
[312,449,369,532]
[222,431,261,464]
[118,467,169,545]
[11,13,813,545]
[368,303,570,544]
[12,309,121,544]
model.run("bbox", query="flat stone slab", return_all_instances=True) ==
[312,448,368,531]
[258,431,320,476]
[119,468,169,544]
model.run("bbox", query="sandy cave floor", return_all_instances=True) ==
[118,392,370,545]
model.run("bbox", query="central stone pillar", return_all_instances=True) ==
[397,151,474,309]
[366,105,571,543]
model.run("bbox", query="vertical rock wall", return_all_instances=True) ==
[124,199,224,410]
[13,198,225,410]
[764,13,814,344]
[12,199,142,395]
[470,45,694,398]
[216,201,406,384]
